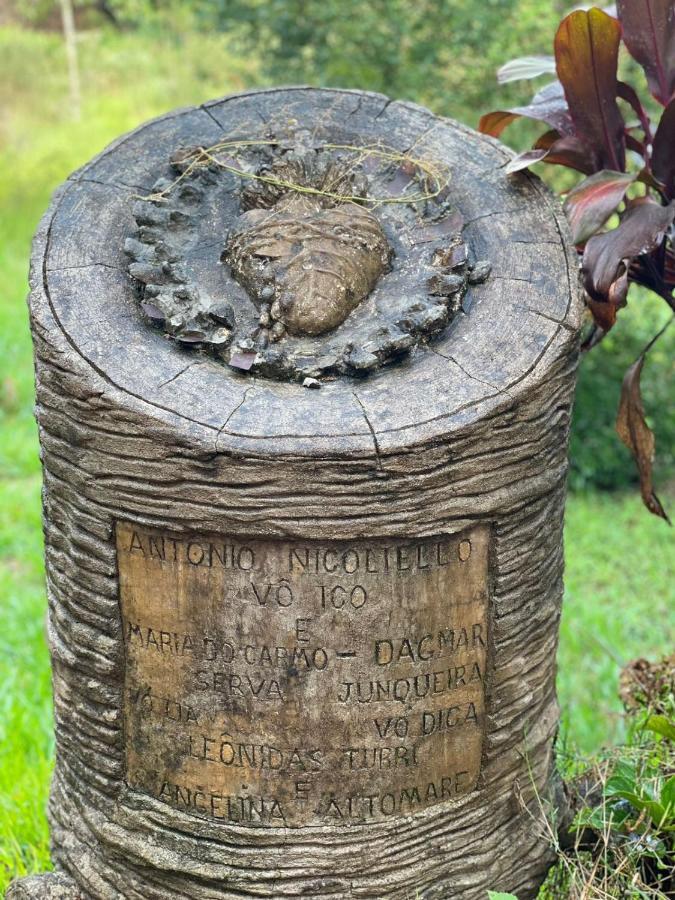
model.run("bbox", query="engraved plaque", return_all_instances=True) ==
[117,523,490,827]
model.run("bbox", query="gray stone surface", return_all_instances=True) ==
[5,874,81,899]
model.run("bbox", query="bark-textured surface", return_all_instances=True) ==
[13,88,583,899]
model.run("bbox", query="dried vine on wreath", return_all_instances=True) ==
[126,138,480,383]
[480,2,674,522]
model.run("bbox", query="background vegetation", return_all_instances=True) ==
[0,1,673,893]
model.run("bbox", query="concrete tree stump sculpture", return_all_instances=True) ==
[9,87,583,900]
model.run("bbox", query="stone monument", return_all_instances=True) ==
[9,87,583,899]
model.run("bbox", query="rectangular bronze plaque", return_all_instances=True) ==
[117,522,490,827]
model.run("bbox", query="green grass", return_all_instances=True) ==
[560,491,674,755]
[0,477,51,886]
[0,21,673,894]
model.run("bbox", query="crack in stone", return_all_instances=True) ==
[47,262,128,275]
[156,362,201,390]
[353,391,387,477]
[520,305,576,332]
[374,98,394,120]
[548,196,577,324]
[493,274,534,284]
[346,96,366,119]
[200,104,226,131]
[74,176,150,194]
[511,238,560,246]
[214,387,253,452]
[465,206,529,225]
[430,347,514,398]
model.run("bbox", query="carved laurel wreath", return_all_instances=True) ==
[125,139,489,384]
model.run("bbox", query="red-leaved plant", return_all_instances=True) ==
[479,2,674,522]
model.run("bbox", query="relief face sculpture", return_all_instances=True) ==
[125,138,489,382]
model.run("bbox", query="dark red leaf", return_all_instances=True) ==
[616,331,672,522]
[628,245,675,301]
[617,0,675,106]
[413,210,464,243]
[229,351,257,371]
[652,98,675,199]
[626,134,648,157]
[479,81,572,138]
[582,199,675,313]
[555,9,625,171]
[534,130,560,149]
[635,166,668,197]
[534,131,597,174]
[383,160,417,198]
[141,302,166,323]
[617,81,652,145]
[505,131,600,175]
[585,296,621,331]
[580,323,608,352]
[564,170,635,243]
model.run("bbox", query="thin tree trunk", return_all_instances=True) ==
[59,0,81,120]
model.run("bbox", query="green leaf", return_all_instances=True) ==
[608,800,635,828]
[609,787,670,828]
[610,788,646,808]
[641,799,669,827]
[574,805,604,831]
[646,714,675,741]
[660,775,675,817]
[575,800,632,833]
[605,759,640,797]
[487,893,519,900]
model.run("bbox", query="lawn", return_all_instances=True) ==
[0,22,673,893]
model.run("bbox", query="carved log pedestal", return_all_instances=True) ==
[11,88,583,900]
